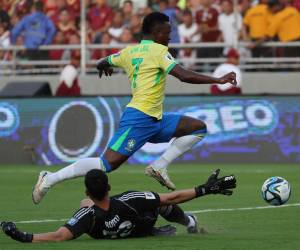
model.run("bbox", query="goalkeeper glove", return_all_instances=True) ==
[195,169,236,197]
[1,221,33,243]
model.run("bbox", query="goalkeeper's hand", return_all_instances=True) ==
[1,221,33,243]
[194,169,237,197]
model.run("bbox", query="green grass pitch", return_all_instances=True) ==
[0,164,299,250]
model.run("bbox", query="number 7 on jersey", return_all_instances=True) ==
[131,58,143,88]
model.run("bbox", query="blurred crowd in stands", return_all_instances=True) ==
[0,0,300,68]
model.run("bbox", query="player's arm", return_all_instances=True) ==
[1,207,93,243]
[169,64,237,85]
[1,222,74,243]
[159,169,236,206]
[32,227,73,242]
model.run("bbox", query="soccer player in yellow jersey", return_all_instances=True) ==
[32,12,236,204]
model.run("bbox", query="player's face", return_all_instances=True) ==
[154,22,171,46]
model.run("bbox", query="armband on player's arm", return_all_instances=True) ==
[1,222,33,243]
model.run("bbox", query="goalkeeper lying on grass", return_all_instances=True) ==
[2,169,236,242]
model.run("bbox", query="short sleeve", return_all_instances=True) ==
[63,207,94,239]
[116,191,160,214]
[158,50,178,74]
[108,50,124,67]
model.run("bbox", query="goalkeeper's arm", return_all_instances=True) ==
[1,222,73,243]
[159,169,236,205]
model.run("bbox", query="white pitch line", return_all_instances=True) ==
[189,203,300,214]
[12,203,300,225]
[16,219,67,224]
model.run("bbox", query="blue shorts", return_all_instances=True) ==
[108,107,181,156]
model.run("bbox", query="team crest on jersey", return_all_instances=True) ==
[125,139,136,152]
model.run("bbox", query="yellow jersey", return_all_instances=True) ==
[267,6,300,42]
[108,40,178,120]
[243,4,272,39]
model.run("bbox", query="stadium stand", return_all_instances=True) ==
[0,0,300,76]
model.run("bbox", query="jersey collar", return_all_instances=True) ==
[140,40,154,44]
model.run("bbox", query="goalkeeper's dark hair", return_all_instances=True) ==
[85,169,109,201]
[142,12,169,35]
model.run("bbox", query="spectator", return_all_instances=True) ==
[48,30,65,60]
[87,0,113,43]
[0,22,11,63]
[293,0,300,11]
[218,0,243,55]
[120,28,134,43]
[66,0,80,16]
[159,0,180,44]
[119,0,148,13]
[108,10,124,44]
[56,50,81,96]
[137,6,153,18]
[91,32,118,59]
[44,0,57,17]
[243,0,272,57]
[148,0,160,11]
[129,14,142,42]
[178,9,200,69]
[47,0,74,25]
[0,3,10,30]
[267,0,300,57]
[186,0,202,15]
[196,0,221,58]
[12,0,33,19]
[121,0,134,25]
[238,0,251,16]
[57,8,77,43]
[10,1,56,60]
[62,33,81,60]
[0,22,10,48]
[211,48,242,95]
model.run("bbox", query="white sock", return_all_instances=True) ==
[47,157,106,187]
[151,134,205,170]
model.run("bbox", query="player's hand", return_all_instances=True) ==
[1,221,33,243]
[195,169,236,197]
[218,72,237,86]
[97,67,113,78]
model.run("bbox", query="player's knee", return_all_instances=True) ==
[80,198,94,208]
[103,149,128,170]
[191,120,207,137]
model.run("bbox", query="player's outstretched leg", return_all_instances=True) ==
[32,151,128,204]
[159,205,199,234]
[146,116,207,190]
